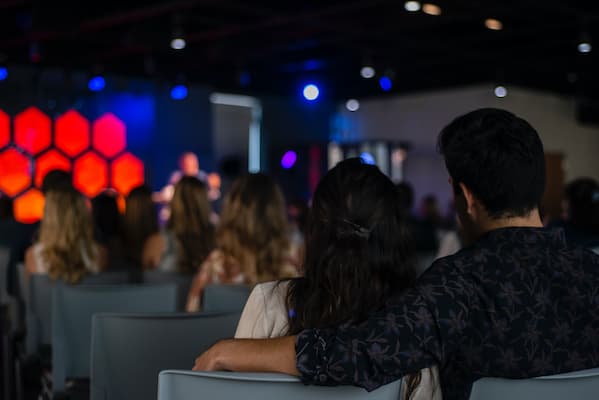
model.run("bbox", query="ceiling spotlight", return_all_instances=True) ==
[494,85,507,98]
[404,1,421,12]
[88,75,106,92]
[360,66,376,79]
[379,76,393,92]
[346,99,360,112]
[170,37,186,50]
[422,3,442,16]
[485,18,503,31]
[303,84,320,101]
[170,84,188,100]
[578,42,592,54]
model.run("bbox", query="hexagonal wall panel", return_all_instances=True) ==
[0,109,9,148]
[0,148,31,196]
[73,151,108,197]
[111,152,144,195]
[55,110,90,157]
[14,107,51,155]
[35,149,72,187]
[92,113,126,158]
[14,189,45,223]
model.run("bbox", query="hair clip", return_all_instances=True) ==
[341,218,372,239]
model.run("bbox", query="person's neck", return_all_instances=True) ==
[478,210,544,235]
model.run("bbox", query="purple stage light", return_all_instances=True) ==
[281,150,297,169]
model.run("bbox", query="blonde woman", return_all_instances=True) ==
[25,189,107,283]
[186,173,298,312]
[142,176,215,274]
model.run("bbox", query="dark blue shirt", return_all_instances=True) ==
[295,228,599,400]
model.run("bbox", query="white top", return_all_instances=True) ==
[235,281,442,400]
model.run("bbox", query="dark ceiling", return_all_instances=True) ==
[1,0,598,100]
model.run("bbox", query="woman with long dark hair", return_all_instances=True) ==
[234,158,439,400]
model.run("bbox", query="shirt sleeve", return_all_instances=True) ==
[295,285,452,391]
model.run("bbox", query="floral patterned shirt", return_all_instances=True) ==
[295,228,599,400]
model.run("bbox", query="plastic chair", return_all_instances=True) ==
[52,284,177,393]
[143,271,193,311]
[158,370,402,400]
[469,368,599,400]
[23,271,130,355]
[90,312,240,400]
[202,284,251,312]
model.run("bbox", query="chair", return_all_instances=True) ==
[143,271,193,311]
[23,271,130,355]
[52,284,177,393]
[202,284,251,312]
[158,370,402,400]
[90,312,240,400]
[469,368,599,400]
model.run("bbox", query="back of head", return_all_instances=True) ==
[123,185,158,265]
[0,195,14,220]
[218,173,290,284]
[438,108,546,219]
[92,191,121,240]
[40,189,96,283]
[169,176,214,273]
[564,177,599,234]
[41,169,73,194]
[287,158,416,333]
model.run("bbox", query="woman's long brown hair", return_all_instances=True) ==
[40,189,97,284]
[216,173,292,284]
[168,177,214,273]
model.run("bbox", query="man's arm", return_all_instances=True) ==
[193,336,299,376]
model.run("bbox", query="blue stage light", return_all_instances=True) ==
[379,76,392,92]
[303,84,320,101]
[88,76,106,92]
[0,67,8,81]
[170,84,188,100]
[281,150,298,169]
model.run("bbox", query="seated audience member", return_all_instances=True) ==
[548,177,599,249]
[235,159,439,400]
[25,190,107,283]
[396,183,439,253]
[193,108,599,400]
[121,185,159,267]
[41,169,73,194]
[143,176,214,273]
[92,190,123,265]
[186,173,297,312]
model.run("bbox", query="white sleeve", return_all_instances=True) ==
[234,284,271,339]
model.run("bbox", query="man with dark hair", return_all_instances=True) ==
[193,109,599,400]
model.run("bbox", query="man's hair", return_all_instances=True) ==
[438,108,546,219]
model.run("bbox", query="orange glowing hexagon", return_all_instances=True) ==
[14,189,45,223]
[73,151,109,197]
[0,109,9,148]
[55,110,90,157]
[14,107,51,155]
[0,148,32,196]
[92,113,126,158]
[111,152,144,195]
[34,149,72,187]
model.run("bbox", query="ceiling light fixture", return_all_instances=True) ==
[485,18,503,31]
[422,3,442,16]
[404,1,421,12]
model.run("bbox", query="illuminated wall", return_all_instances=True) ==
[0,107,144,223]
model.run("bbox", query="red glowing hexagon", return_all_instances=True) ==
[14,189,45,223]
[92,113,126,158]
[14,107,51,155]
[73,151,108,197]
[0,148,31,196]
[0,109,9,148]
[55,110,90,157]
[111,152,144,195]
[34,149,72,187]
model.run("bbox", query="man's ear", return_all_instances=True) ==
[458,182,477,217]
